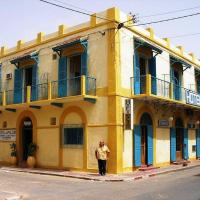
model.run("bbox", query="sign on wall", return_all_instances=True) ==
[124,99,133,130]
[185,90,200,107]
[158,120,169,127]
[0,129,16,141]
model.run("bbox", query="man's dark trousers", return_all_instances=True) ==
[98,159,106,175]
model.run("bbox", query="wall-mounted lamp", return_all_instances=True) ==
[169,117,174,122]
[196,120,200,125]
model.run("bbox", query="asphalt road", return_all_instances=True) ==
[0,167,200,200]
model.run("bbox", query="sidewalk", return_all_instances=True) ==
[1,160,200,182]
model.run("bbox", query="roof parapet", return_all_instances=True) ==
[37,32,45,44]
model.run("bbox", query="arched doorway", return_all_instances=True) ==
[140,113,153,166]
[175,118,184,161]
[134,112,153,167]
[21,117,33,161]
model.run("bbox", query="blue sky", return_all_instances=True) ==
[1,0,200,56]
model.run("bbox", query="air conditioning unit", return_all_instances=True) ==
[6,73,12,80]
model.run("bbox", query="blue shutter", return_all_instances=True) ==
[196,129,200,158]
[81,50,88,93]
[197,80,200,94]
[0,64,2,92]
[170,128,176,162]
[14,68,23,104]
[149,57,157,95]
[134,125,141,167]
[31,63,38,101]
[58,56,67,97]
[183,128,188,160]
[134,52,140,95]
[147,125,153,165]
[81,50,87,76]
[170,67,175,100]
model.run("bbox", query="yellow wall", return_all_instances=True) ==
[87,127,108,169]
[123,130,133,168]
[0,141,12,162]
[156,128,170,164]
[37,128,59,167]
[188,129,196,159]
[62,148,83,169]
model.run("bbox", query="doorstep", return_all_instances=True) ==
[0,160,200,182]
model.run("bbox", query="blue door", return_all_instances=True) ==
[149,57,157,95]
[58,56,67,97]
[197,80,200,94]
[196,129,200,158]
[134,52,140,95]
[31,63,38,101]
[81,50,88,93]
[170,128,176,162]
[134,125,141,167]
[147,125,153,165]
[14,68,23,104]
[183,128,188,160]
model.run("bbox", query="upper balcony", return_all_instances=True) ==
[0,75,96,111]
[130,74,200,110]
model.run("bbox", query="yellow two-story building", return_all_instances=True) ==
[0,7,199,173]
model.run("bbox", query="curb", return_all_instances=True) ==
[148,164,200,178]
[1,164,200,182]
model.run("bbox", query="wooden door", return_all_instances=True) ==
[141,126,146,165]
[176,128,183,161]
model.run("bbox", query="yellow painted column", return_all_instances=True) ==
[48,82,52,100]
[81,75,86,96]
[106,8,123,174]
[2,91,6,106]
[26,86,31,103]
[146,74,152,95]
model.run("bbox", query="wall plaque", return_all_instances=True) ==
[0,129,16,141]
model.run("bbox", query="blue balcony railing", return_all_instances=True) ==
[1,75,96,106]
[31,83,48,101]
[131,75,199,105]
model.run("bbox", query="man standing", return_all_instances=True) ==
[95,141,110,176]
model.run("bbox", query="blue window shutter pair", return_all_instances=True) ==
[149,57,157,95]
[31,63,38,101]
[134,125,141,167]
[0,64,2,92]
[14,68,23,104]
[81,48,88,76]
[170,128,176,162]
[183,128,188,160]
[133,52,140,95]
[134,125,153,166]
[58,56,67,97]
[197,80,200,94]
[196,129,200,158]
[147,125,153,165]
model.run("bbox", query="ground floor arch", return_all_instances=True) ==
[59,106,88,170]
[134,112,154,167]
[16,111,37,165]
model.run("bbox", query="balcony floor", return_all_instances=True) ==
[131,94,200,112]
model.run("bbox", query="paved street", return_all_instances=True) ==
[0,167,200,200]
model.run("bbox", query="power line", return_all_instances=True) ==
[38,0,115,23]
[167,32,200,39]
[140,4,200,18]
[127,11,200,27]
[51,0,94,14]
